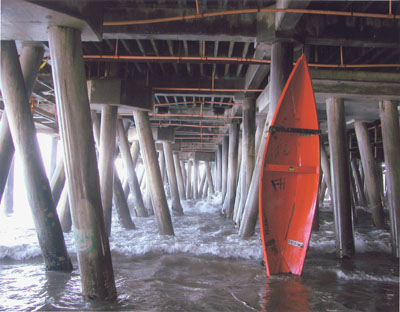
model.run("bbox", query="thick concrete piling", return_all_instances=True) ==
[326,97,355,258]
[379,100,400,258]
[133,109,174,235]
[1,40,73,271]
[223,120,239,219]
[354,121,385,229]
[117,119,148,217]
[113,168,136,230]
[99,106,118,234]
[48,26,116,299]
[173,153,186,200]
[163,141,184,216]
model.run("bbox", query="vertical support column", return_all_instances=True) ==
[143,174,154,216]
[255,114,267,156]
[326,97,354,258]
[159,148,166,185]
[0,42,43,203]
[50,158,65,207]
[180,160,187,190]
[99,106,118,235]
[205,161,215,194]
[113,168,135,230]
[186,160,193,199]
[49,137,58,178]
[268,42,293,124]
[354,121,385,229]
[117,119,148,217]
[173,153,186,200]
[1,40,73,271]
[320,144,333,200]
[221,136,229,201]
[163,141,184,216]
[48,26,116,299]
[223,120,239,219]
[133,109,174,235]
[350,159,367,206]
[193,159,199,199]
[1,158,14,215]
[240,42,292,238]
[198,170,207,198]
[238,97,256,222]
[217,145,222,192]
[58,184,71,233]
[379,100,400,258]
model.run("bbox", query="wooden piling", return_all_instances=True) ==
[117,119,148,217]
[186,160,193,199]
[48,26,116,299]
[113,168,136,229]
[240,42,292,237]
[173,152,186,200]
[326,97,354,258]
[163,141,184,215]
[1,157,14,215]
[49,137,58,178]
[57,185,71,233]
[223,120,239,219]
[0,42,43,203]
[193,159,200,199]
[320,144,333,201]
[99,106,118,235]
[221,136,229,202]
[354,121,385,228]
[1,40,73,271]
[379,100,400,258]
[50,158,65,207]
[198,170,206,198]
[205,161,215,194]
[350,159,367,206]
[216,145,222,192]
[133,109,174,235]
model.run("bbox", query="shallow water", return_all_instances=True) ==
[0,195,398,311]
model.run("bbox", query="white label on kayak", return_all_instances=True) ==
[288,239,304,248]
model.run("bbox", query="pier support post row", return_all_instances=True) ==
[354,121,386,229]
[0,42,44,203]
[379,100,400,258]
[117,119,148,217]
[240,42,292,237]
[48,26,116,299]
[0,41,73,271]
[173,153,186,200]
[223,120,239,219]
[133,109,174,235]
[163,141,184,215]
[99,106,118,235]
[326,97,355,258]
[205,161,215,194]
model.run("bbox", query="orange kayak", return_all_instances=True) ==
[259,54,320,276]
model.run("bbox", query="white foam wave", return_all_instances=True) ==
[335,270,398,283]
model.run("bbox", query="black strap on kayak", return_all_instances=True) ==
[269,125,321,136]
